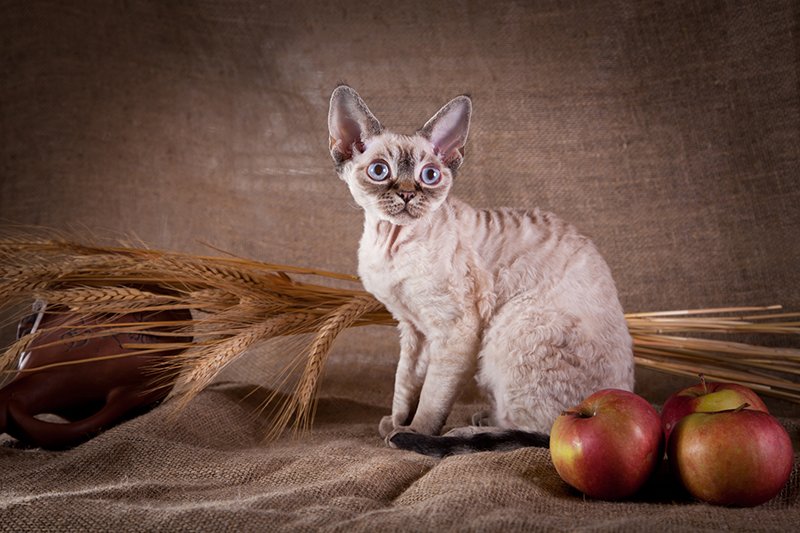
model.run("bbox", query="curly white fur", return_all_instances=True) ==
[328,85,634,439]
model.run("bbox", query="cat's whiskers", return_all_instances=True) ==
[344,197,365,212]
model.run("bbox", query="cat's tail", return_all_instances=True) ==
[388,428,549,457]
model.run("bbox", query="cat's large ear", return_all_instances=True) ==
[418,95,472,172]
[328,85,383,167]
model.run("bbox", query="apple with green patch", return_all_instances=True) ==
[668,404,793,506]
[660,376,769,441]
[549,389,663,500]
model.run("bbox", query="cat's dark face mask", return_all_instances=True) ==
[328,85,471,226]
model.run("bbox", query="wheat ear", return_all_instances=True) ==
[271,296,385,438]
[3,234,800,442]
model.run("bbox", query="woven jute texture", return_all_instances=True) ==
[1,0,799,530]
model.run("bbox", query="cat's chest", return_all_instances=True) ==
[358,232,460,326]
[358,239,429,301]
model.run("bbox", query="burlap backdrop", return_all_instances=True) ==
[1,1,798,531]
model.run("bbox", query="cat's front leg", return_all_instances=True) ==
[405,327,480,435]
[380,321,426,438]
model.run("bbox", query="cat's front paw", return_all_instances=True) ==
[379,415,395,439]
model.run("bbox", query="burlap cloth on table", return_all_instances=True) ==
[1,1,799,530]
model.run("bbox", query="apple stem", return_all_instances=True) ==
[733,402,750,413]
[560,409,594,418]
[699,373,707,394]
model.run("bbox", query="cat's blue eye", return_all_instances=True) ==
[420,165,441,186]
[367,161,390,181]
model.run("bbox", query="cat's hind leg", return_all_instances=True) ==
[477,298,598,434]
[470,409,494,427]
[444,424,500,438]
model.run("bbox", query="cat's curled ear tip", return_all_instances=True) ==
[331,83,361,99]
[330,84,350,100]
[455,94,473,113]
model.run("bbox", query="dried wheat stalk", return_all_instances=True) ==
[1,235,799,439]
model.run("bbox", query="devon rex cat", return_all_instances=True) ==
[328,85,634,456]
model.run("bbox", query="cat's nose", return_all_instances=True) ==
[397,191,415,203]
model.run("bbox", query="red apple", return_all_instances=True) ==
[550,389,663,500]
[668,407,793,506]
[661,376,769,441]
